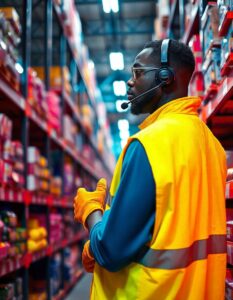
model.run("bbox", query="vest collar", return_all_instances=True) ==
[139,96,201,130]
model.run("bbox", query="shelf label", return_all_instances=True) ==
[25,101,32,117]
[46,195,53,206]
[47,123,52,137]
[46,246,53,257]
[23,190,32,205]
[23,253,32,269]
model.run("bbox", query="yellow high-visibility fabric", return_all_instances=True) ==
[91,97,227,300]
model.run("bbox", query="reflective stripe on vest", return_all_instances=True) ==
[136,234,226,269]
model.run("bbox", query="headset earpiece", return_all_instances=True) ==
[158,39,175,86]
[158,67,174,85]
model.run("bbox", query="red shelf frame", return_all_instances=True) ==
[0,76,110,181]
[219,11,233,37]
[226,181,233,199]
[221,53,233,77]
[0,187,75,208]
[182,3,199,44]
[0,255,24,277]
[199,76,233,122]
[0,186,24,203]
[0,231,86,278]
[0,78,25,111]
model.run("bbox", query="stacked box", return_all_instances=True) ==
[50,253,62,296]
[218,0,233,72]
[0,277,23,300]
[0,210,27,259]
[50,213,63,245]
[226,268,233,300]
[50,176,62,197]
[0,114,25,188]
[64,160,75,196]
[0,7,21,90]
[27,215,47,253]
[33,66,71,95]
[27,147,51,193]
[64,115,77,146]
[202,47,222,92]
[27,68,48,120]
[63,245,81,283]
[201,3,222,57]
[46,91,61,135]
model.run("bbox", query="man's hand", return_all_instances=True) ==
[74,178,107,229]
[82,240,95,273]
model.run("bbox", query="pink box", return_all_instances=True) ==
[227,222,233,241]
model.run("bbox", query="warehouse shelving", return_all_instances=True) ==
[0,230,86,283]
[226,181,233,199]
[167,0,233,297]
[199,74,233,123]
[0,1,112,299]
[181,3,199,44]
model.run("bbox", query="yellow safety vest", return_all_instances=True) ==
[91,96,227,300]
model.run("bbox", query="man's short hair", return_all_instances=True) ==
[144,39,195,75]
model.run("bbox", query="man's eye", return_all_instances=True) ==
[134,70,142,77]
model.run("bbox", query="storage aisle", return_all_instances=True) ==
[65,273,92,300]
[0,1,113,299]
[0,0,233,299]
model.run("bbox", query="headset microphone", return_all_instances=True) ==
[121,39,175,110]
[121,82,165,110]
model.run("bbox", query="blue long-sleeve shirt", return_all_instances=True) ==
[90,140,156,272]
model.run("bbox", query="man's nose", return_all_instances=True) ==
[127,78,134,87]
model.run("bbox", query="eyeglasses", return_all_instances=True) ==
[131,67,160,80]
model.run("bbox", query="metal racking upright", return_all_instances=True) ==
[164,0,233,297]
[0,0,113,299]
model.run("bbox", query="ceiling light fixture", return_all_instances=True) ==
[102,0,119,13]
[113,81,126,96]
[118,119,129,131]
[110,0,119,13]
[109,52,124,70]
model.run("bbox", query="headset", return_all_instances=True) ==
[121,39,175,110]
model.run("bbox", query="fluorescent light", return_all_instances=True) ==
[110,0,119,13]
[109,52,124,70]
[102,0,111,13]
[102,0,119,13]
[116,100,128,112]
[0,40,7,50]
[88,60,95,69]
[118,119,129,131]
[121,139,127,149]
[119,130,129,140]
[15,63,24,74]
[113,81,126,96]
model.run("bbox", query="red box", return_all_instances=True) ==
[227,241,233,265]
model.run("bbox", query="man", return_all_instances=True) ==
[74,39,227,300]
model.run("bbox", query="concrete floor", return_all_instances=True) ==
[65,273,93,300]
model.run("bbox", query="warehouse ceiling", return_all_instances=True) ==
[75,0,156,156]
[0,0,156,158]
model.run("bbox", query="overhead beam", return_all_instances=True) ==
[82,16,154,36]
[76,0,154,4]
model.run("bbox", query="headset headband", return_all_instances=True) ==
[161,39,170,66]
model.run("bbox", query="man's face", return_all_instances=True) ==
[127,47,162,115]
